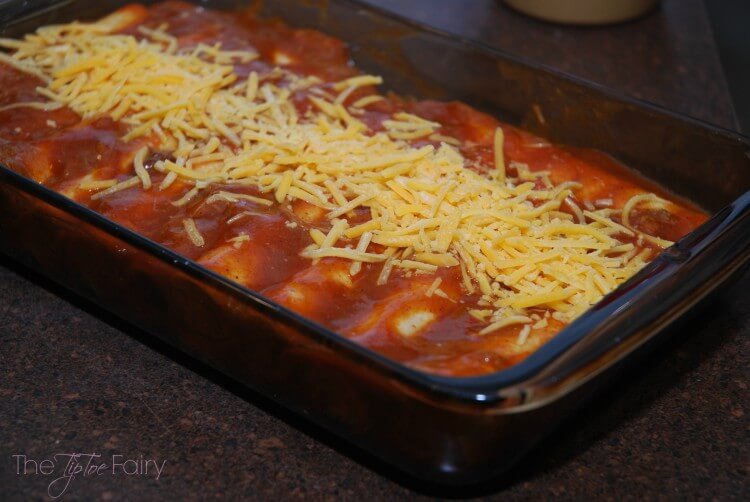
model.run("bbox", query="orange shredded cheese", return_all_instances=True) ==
[0,17,674,333]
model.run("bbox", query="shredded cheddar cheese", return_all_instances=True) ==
[182,218,205,247]
[0,18,674,334]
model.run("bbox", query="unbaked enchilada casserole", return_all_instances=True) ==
[0,2,707,376]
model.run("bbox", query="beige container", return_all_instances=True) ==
[504,0,658,25]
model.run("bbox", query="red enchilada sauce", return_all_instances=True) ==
[0,2,707,376]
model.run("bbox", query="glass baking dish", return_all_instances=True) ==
[0,0,748,485]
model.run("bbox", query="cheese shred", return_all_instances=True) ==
[0,17,674,334]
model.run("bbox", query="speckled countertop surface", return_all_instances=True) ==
[1,0,748,499]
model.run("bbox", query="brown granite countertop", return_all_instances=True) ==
[1,0,747,499]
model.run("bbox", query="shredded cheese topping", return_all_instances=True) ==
[0,18,675,333]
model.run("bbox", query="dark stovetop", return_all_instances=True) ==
[1,0,747,499]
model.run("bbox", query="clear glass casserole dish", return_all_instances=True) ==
[0,0,748,484]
